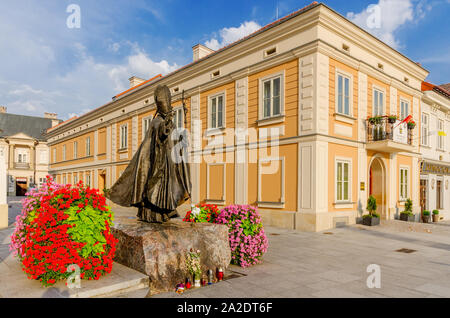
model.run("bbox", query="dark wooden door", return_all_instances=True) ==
[420,179,427,212]
[16,181,27,196]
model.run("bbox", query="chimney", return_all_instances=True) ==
[192,44,214,62]
[129,76,146,88]
[44,112,60,127]
[0,106,6,113]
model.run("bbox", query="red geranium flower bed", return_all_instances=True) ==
[10,177,118,286]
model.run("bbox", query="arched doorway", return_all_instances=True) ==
[369,157,386,219]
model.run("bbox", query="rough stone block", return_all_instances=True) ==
[112,216,231,295]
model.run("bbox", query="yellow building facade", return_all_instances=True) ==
[46,3,429,231]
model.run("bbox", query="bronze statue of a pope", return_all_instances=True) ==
[106,84,191,223]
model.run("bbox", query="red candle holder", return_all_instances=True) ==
[216,268,224,281]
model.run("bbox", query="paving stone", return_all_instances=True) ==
[312,288,366,298]
[316,270,361,284]
[414,283,450,297]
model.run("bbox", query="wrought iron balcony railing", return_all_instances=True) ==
[366,116,413,145]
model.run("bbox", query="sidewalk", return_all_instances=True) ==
[119,220,450,298]
[3,198,450,298]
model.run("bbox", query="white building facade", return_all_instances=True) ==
[420,84,450,220]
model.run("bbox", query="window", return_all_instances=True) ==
[120,124,128,149]
[421,113,429,146]
[86,137,91,156]
[209,94,224,129]
[264,47,277,57]
[62,145,66,161]
[143,117,151,139]
[53,148,56,163]
[173,108,184,129]
[399,167,409,201]
[73,174,78,184]
[73,141,78,159]
[16,149,28,163]
[373,88,384,116]
[336,160,350,202]
[437,180,443,209]
[39,150,47,164]
[400,100,409,120]
[262,76,282,119]
[438,119,445,150]
[211,70,220,79]
[337,73,351,115]
[86,173,91,187]
[63,175,67,185]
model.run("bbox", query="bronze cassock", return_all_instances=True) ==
[106,85,191,223]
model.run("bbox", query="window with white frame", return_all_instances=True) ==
[400,100,409,120]
[16,148,28,163]
[373,88,384,116]
[62,145,66,161]
[63,175,67,184]
[86,173,91,187]
[173,108,184,129]
[262,75,282,119]
[336,73,351,115]
[39,150,48,164]
[336,160,350,202]
[399,167,409,201]
[86,137,91,156]
[53,148,56,163]
[73,141,78,159]
[421,113,429,146]
[120,124,128,149]
[209,94,224,129]
[142,117,151,139]
[438,119,445,150]
[73,174,78,184]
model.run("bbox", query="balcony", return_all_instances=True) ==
[366,116,415,153]
[14,162,30,170]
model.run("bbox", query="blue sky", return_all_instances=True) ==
[0,0,448,120]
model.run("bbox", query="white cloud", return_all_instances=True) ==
[346,0,431,49]
[0,2,180,121]
[68,108,92,119]
[205,21,261,50]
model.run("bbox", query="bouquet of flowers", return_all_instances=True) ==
[183,203,220,223]
[186,248,202,280]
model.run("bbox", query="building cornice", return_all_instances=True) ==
[422,90,450,113]
[317,4,429,81]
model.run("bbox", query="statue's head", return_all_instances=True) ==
[154,85,172,116]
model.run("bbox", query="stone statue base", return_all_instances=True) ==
[111,216,231,295]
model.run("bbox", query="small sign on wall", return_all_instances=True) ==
[360,182,365,191]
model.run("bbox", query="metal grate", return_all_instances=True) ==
[396,248,417,254]
[224,271,246,281]
[323,232,334,235]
